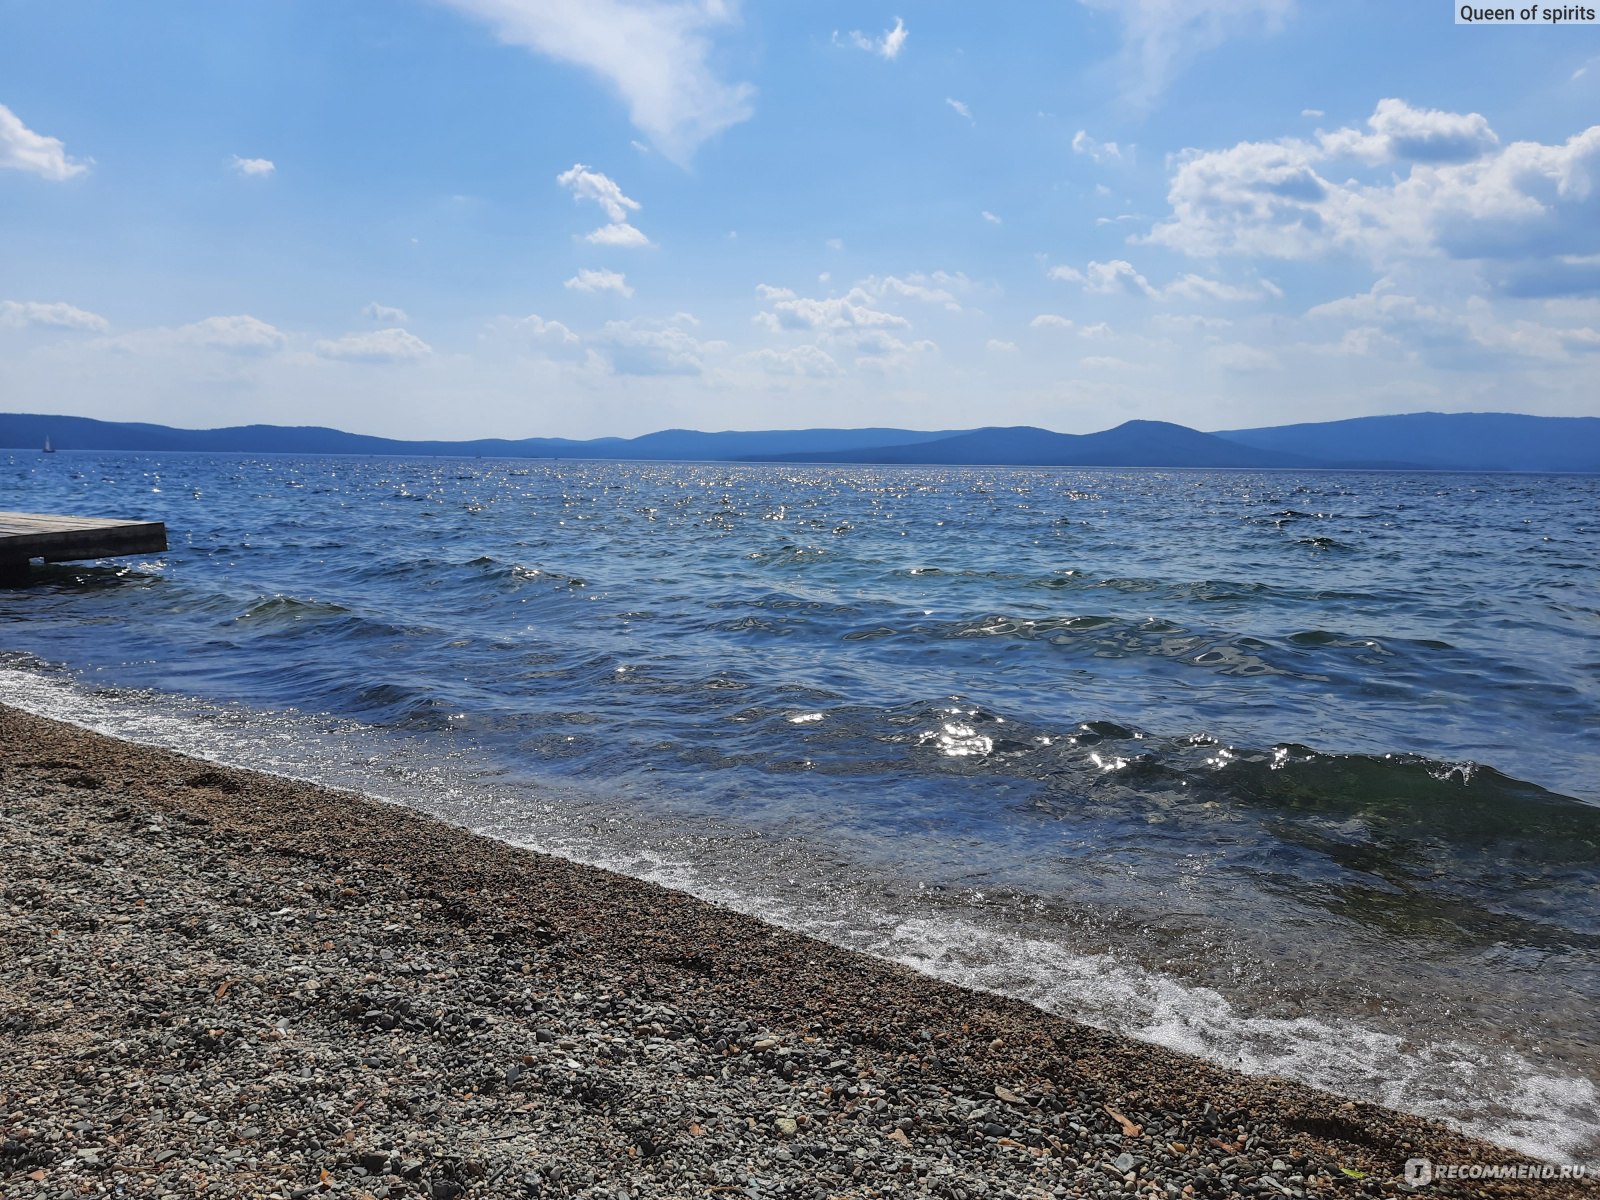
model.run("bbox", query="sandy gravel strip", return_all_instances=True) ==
[0,702,1583,1199]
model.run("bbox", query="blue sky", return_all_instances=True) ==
[2,1,1598,439]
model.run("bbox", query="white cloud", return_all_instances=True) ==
[91,314,288,357]
[850,330,937,369]
[230,155,275,178]
[1051,260,1281,302]
[946,98,972,122]
[755,285,910,334]
[986,339,1018,353]
[557,163,655,247]
[437,1,753,164]
[1071,129,1123,163]
[364,302,409,325]
[1079,321,1113,337]
[1164,273,1282,301]
[507,313,580,345]
[585,222,653,247]
[836,16,908,60]
[1301,108,1324,118]
[556,163,640,223]
[826,237,845,251]
[596,314,720,375]
[744,344,840,377]
[1304,280,1591,367]
[315,327,432,362]
[0,299,107,332]
[1049,259,1156,297]
[1077,0,1294,109]
[982,210,1002,225]
[1030,313,1075,330]
[0,103,88,180]
[753,282,938,370]
[565,268,634,298]
[1320,97,1498,164]
[859,272,968,312]
[1146,99,1599,278]
[177,315,287,354]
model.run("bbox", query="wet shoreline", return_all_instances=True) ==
[0,702,1582,1198]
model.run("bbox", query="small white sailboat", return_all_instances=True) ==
[42,436,55,454]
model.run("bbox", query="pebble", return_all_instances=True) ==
[0,702,1564,1200]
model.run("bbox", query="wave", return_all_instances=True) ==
[1,663,1595,1163]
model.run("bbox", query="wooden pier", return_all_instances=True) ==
[0,511,168,584]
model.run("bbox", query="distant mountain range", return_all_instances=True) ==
[2,411,1597,473]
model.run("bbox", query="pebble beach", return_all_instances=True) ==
[0,702,1585,1200]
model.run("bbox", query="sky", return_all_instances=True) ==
[2,1,1598,440]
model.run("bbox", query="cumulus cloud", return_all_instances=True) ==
[755,284,909,334]
[986,339,1018,353]
[556,163,640,223]
[0,103,88,180]
[0,299,107,331]
[1304,279,1588,367]
[1030,314,1075,330]
[506,313,580,345]
[565,268,634,297]
[1493,254,1600,299]
[586,222,652,247]
[946,98,973,122]
[1320,98,1498,164]
[1146,99,1600,278]
[753,281,937,370]
[1164,273,1282,301]
[858,271,968,312]
[835,16,908,60]
[1071,130,1123,163]
[850,330,937,369]
[557,163,655,247]
[230,155,275,177]
[315,328,432,362]
[177,315,287,354]
[982,210,1002,225]
[437,1,753,164]
[1050,260,1279,303]
[595,314,720,375]
[364,302,409,325]
[1077,0,1294,109]
[1049,259,1156,297]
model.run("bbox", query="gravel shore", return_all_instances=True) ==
[0,702,1583,1199]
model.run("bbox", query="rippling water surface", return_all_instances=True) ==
[3,451,1598,1160]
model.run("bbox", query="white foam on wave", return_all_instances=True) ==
[3,662,1596,1164]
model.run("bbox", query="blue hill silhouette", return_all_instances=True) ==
[2,410,1595,472]
[1214,411,1600,474]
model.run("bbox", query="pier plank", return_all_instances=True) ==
[0,510,168,577]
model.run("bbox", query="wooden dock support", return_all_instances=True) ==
[0,511,168,584]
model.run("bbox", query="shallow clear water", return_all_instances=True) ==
[3,451,1598,1161]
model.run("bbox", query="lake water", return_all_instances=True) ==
[3,451,1598,1161]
